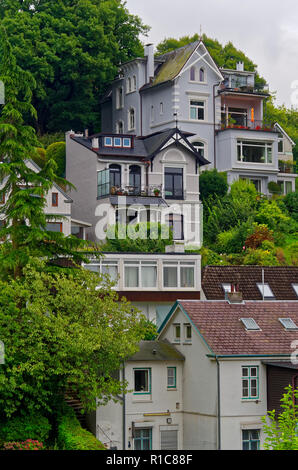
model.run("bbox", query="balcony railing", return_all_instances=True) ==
[97,182,165,199]
[278,160,296,174]
[216,120,275,132]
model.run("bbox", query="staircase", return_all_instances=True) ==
[64,390,87,428]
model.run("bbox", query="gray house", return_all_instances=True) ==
[101,40,296,194]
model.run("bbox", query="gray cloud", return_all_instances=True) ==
[125,0,298,107]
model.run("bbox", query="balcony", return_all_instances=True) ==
[278,160,296,174]
[216,120,276,133]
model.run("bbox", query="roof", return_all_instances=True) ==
[202,266,298,301]
[274,122,296,147]
[127,340,185,362]
[261,360,298,370]
[70,128,209,166]
[159,300,298,357]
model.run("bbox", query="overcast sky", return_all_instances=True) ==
[125,0,298,108]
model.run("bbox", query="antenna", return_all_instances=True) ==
[199,25,203,40]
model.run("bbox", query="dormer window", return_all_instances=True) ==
[222,283,232,293]
[114,137,122,147]
[257,283,274,300]
[104,137,113,147]
[240,318,261,331]
[123,137,131,148]
[292,284,298,297]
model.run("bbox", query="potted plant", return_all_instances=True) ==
[153,188,160,197]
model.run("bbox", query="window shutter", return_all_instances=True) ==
[160,430,178,450]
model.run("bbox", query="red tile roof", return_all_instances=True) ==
[202,266,298,300]
[178,300,298,356]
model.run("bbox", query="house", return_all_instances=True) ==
[157,298,298,450]
[101,40,297,195]
[93,340,185,450]
[65,127,209,248]
[201,265,298,301]
[83,250,202,327]
[0,159,89,239]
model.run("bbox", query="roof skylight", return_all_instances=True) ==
[257,283,274,299]
[240,318,261,331]
[279,318,298,331]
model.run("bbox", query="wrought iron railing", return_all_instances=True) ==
[216,120,275,132]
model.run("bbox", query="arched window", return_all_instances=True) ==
[116,121,124,134]
[151,105,154,123]
[133,75,137,91]
[116,87,123,109]
[110,164,121,189]
[127,77,131,93]
[128,108,135,130]
[199,68,205,82]
[129,165,141,194]
[192,141,205,158]
[190,66,196,81]
[160,102,164,115]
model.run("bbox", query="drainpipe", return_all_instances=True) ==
[122,362,126,450]
[140,92,143,137]
[213,83,221,169]
[215,356,221,450]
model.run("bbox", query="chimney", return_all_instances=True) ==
[227,291,243,304]
[144,43,154,84]
[236,61,244,72]
[84,129,89,138]
[92,137,99,150]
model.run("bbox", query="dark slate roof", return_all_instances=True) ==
[128,340,185,362]
[174,300,298,356]
[70,128,209,166]
[202,266,298,301]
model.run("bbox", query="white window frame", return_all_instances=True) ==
[124,260,157,289]
[128,108,136,131]
[116,86,124,109]
[237,140,273,164]
[256,282,274,299]
[84,260,119,288]
[162,261,196,289]
[190,99,206,121]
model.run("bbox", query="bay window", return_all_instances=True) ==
[237,140,273,164]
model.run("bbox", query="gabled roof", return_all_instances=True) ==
[70,128,210,166]
[274,122,296,147]
[150,40,224,88]
[127,340,185,362]
[159,300,298,357]
[202,266,298,301]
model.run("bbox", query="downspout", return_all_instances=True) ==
[215,356,221,450]
[122,362,126,450]
[140,91,143,137]
[213,83,221,169]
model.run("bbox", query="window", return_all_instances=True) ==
[192,141,205,158]
[164,167,183,199]
[84,260,119,286]
[128,108,135,131]
[97,168,110,198]
[134,368,151,394]
[279,318,298,330]
[116,86,123,109]
[167,367,176,388]
[124,260,157,288]
[45,222,62,232]
[126,77,132,93]
[160,430,178,450]
[160,102,164,115]
[71,225,84,239]
[123,137,131,148]
[190,100,205,121]
[114,137,122,147]
[242,429,260,450]
[285,181,292,194]
[163,261,195,288]
[150,105,154,123]
[132,75,137,91]
[129,165,141,194]
[222,283,232,293]
[278,133,284,153]
[116,121,124,134]
[199,68,205,82]
[134,428,152,450]
[166,214,184,240]
[190,66,196,81]
[256,282,274,300]
[292,284,298,297]
[237,140,273,164]
[184,323,192,342]
[240,318,261,331]
[242,366,259,399]
[104,136,113,147]
[173,324,181,342]
[109,164,121,188]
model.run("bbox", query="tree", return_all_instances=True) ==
[0,0,148,134]
[262,385,298,450]
[199,169,228,202]
[45,142,66,178]
[0,261,148,418]
[0,31,87,279]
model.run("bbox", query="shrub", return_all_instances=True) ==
[199,247,223,267]
[216,222,251,254]
[243,248,278,266]
[283,191,298,221]
[31,147,46,169]
[255,199,291,231]
[0,414,51,443]
[268,181,282,194]
[244,224,274,249]
[230,179,258,202]
[199,169,228,201]
[57,405,105,450]
[45,142,66,177]
[3,439,44,450]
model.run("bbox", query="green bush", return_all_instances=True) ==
[283,191,298,221]
[230,179,258,202]
[243,248,278,266]
[57,405,105,450]
[216,222,251,254]
[268,181,282,194]
[31,147,46,169]
[255,199,291,231]
[199,169,228,201]
[45,142,66,177]
[0,414,51,443]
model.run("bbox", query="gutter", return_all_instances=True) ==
[215,355,221,450]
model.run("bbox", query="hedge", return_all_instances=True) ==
[0,414,51,443]
[57,405,105,450]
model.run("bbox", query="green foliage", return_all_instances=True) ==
[244,224,274,249]
[2,439,44,450]
[140,319,159,340]
[255,199,291,231]
[0,0,148,133]
[268,181,282,194]
[57,405,105,450]
[230,179,258,203]
[243,248,279,266]
[0,262,147,417]
[199,246,223,267]
[262,385,298,450]
[283,191,298,221]
[216,222,251,254]
[45,142,66,177]
[103,222,173,253]
[31,147,46,169]
[199,169,228,202]
[0,414,51,443]
[38,132,66,149]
